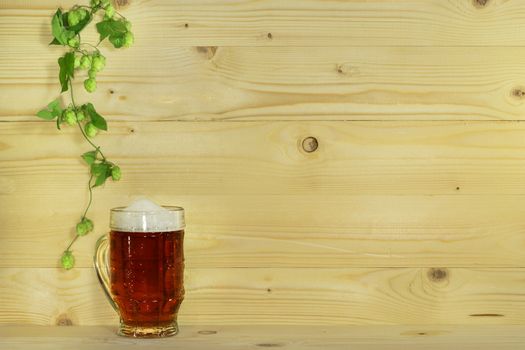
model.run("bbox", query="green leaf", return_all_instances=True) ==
[96,19,127,42]
[91,162,108,175]
[36,99,62,120]
[109,34,125,48]
[84,103,107,131]
[91,162,111,187]
[48,99,62,116]
[81,151,98,165]
[51,9,74,45]
[36,109,54,120]
[58,52,75,92]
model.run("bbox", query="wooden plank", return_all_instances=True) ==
[1,267,524,326]
[2,325,525,350]
[2,121,525,268]
[3,0,525,47]
[3,46,525,121]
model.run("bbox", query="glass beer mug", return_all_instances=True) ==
[94,199,185,337]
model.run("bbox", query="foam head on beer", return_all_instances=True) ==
[110,198,185,233]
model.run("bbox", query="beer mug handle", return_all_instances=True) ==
[93,234,119,313]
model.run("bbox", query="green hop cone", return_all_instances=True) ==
[78,8,88,21]
[76,218,94,236]
[88,68,97,79]
[63,109,77,126]
[84,78,97,93]
[124,20,132,31]
[79,55,91,70]
[76,110,85,122]
[105,5,115,19]
[92,55,105,72]
[60,251,75,270]
[85,122,98,138]
[68,37,80,48]
[111,166,122,181]
[90,0,100,6]
[84,218,94,232]
[76,221,88,236]
[67,10,80,27]
[74,56,81,69]
[123,32,134,48]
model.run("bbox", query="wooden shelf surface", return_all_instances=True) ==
[1,325,524,350]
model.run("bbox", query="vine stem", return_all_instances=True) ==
[64,79,98,253]
[65,235,79,252]
[69,80,107,160]
[82,174,94,219]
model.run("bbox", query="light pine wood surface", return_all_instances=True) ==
[3,0,525,47]
[2,121,525,268]
[1,267,524,326]
[3,47,525,121]
[1,0,525,329]
[1,325,525,350]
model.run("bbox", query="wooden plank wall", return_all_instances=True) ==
[1,0,525,325]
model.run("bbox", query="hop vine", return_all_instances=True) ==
[36,0,133,270]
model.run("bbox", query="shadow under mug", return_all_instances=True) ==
[94,206,185,338]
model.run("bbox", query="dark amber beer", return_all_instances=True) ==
[110,230,184,328]
[95,200,185,338]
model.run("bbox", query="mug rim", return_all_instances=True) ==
[110,205,184,213]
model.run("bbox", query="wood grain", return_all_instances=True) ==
[0,325,524,350]
[2,325,525,350]
[3,46,525,121]
[3,0,525,47]
[2,121,525,268]
[1,267,524,326]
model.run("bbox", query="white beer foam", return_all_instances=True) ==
[110,198,185,232]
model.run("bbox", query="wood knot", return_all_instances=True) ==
[511,87,525,99]
[198,330,218,335]
[55,314,74,326]
[267,32,273,39]
[427,268,448,282]
[302,137,319,153]
[256,343,285,348]
[108,89,115,94]
[114,0,130,8]
[469,313,504,317]
[472,0,489,8]
[196,46,218,60]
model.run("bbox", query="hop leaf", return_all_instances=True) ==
[58,52,75,92]
[81,150,97,165]
[60,251,75,270]
[37,99,62,120]
[84,103,107,130]
[51,9,75,45]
